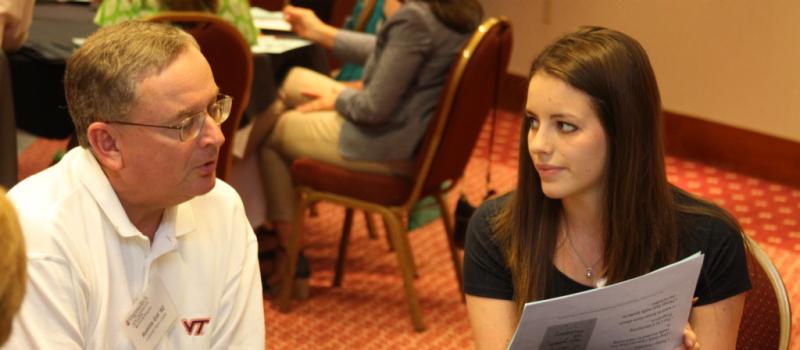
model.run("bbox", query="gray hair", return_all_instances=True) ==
[64,21,200,148]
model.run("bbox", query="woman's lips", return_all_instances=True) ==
[535,164,563,177]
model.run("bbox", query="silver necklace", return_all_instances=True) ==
[566,232,603,279]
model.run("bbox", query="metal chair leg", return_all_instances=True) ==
[381,209,425,331]
[334,208,355,287]
[364,210,379,239]
[435,194,465,302]
[394,212,418,278]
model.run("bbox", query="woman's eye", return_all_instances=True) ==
[528,117,539,129]
[558,122,577,132]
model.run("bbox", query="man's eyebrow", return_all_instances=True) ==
[170,108,196,123]
[168,88,221,123]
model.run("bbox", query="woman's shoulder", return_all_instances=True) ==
[386,1,442,31]
[677,205,745,259]
[473,191,513,222]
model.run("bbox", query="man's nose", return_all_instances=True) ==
[199,113,225,148]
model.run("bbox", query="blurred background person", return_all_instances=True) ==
[253,0,482,297]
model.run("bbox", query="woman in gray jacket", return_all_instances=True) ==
[255,0,483,295]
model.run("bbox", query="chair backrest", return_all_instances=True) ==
[403,17,512,208]
[143,12,254,182]
[736,236,791,350]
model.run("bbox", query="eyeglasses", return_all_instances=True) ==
[110,94,233,142]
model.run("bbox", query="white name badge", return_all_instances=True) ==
[122,276,179,350]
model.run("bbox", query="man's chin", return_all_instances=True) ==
[197,174,217,195]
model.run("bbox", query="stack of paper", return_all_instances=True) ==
[508,253,704,350]
[251,35,312,54]
[250,7,292,32]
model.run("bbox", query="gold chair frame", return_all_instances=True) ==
[743,235,791,349]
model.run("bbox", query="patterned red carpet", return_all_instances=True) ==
[16,110,800,348]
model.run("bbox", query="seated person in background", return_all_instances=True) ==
[4,21,264,349]
[253,0,483,296]
[0,0,34,52]
[464,27,751,350]
[0,188,26,346]
[94,0,259,46]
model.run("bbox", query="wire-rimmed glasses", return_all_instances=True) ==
[110,94,233,142]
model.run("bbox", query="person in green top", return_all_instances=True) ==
[94,0,259,46]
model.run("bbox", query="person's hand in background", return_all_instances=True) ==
[295,85,343,113]
[282,5,337,48]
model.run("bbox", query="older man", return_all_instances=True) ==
[4,21,264,349]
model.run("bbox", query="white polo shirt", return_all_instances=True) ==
[4,147,265,349]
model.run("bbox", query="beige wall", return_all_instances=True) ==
[485,0,800,142]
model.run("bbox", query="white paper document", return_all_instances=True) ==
[251,36,312,54]
[508,253,704,350]
[250,7,292,31]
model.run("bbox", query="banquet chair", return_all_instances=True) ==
[278,17,513,331]
[736,235,791,349]
[143,12,254,182]
[0,51,18,189]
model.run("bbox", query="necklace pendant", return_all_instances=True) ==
[586,268,593,279]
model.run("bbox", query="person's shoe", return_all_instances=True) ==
[261,249,310,300]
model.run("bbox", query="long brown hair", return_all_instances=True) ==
[492,27,744,320]
[159,0,220,13]
[418,0,483,33]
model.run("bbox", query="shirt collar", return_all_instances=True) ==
[74,147,197,239]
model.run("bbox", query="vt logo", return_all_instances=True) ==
[181,318,210,336]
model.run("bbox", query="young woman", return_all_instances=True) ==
[254,0,483,295]
[464,27,751,350]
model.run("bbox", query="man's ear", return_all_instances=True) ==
[87,122,124,171]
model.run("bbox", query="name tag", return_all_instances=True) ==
[122,275,179,350]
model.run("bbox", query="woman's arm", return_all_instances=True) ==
[283,5,338,48]
[687,292,746,349]
[335,5,432,125]
[466,295,517,350]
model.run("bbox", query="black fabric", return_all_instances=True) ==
[9,3,96,138]
[463,191,753,307]
[8,49,76,139]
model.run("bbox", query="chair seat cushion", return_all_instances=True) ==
[291,158,413,206]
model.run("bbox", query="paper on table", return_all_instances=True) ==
[251,36,312,54]
[250,7,292,32]
[508,253,704,350]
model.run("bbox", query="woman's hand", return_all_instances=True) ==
[340,80,364,91]
[673,323,700,350]
[282,5,338,48]
[295,86,343,113]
